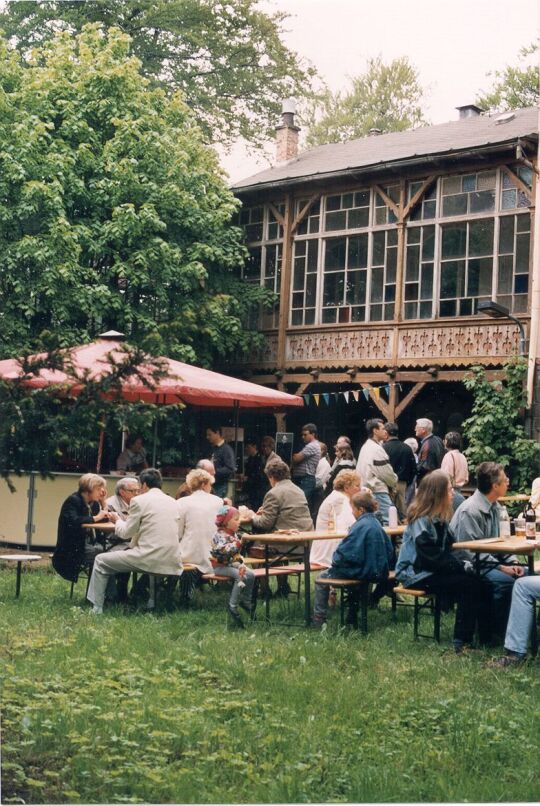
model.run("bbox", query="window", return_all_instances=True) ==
[441,170,496,217]
[374,185,399,225]
[324,191,370,231]
[408,180,437,221]
[500,166,532,211]
[291,240,318,325]
[260,244,282,328]
[497,213,531,313]
[404,225,435,319]
[439,219,494,316]
[295,198,320,235]
[267,203,285,240]
[370,229,398,321]
[322,234,368,323]
[238,205,264,241]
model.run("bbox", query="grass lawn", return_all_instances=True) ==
[1,565,539,804]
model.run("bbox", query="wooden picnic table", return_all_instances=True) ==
[0,553,42,597]
[498,494,530,504]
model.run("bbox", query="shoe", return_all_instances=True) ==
[311,617,327,630]
[227,606,245,629]
[239,601,256,619]
[454,643,482,656]
[487,653,526,668]
[91,605,103,615]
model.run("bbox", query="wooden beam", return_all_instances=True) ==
[501,165,533,202]
[240,369,508,385]
[387,383,398,421]
[291,194,321,234]
[373,184,400,219]
[401,175,437,221]
[276,195,294,368]
[360,383,390,419]
[395,382,426,419]
[268,201,285,228]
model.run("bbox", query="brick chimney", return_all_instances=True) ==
[456,104,484,120]
[276,98,300,163]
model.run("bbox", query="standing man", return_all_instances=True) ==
[415,418,445,481]
[87,468,183,614]
[356,418,397,525]
[383,422,417,521]
[260,436,279,466]
[450,461,525,641]
[291,423,321,513]
[206,425,236,498]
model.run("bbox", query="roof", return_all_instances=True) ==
[232,107,539,193]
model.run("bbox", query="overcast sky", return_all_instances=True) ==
[220,0,539,182]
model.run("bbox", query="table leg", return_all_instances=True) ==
[303,542,311,627]
[265,544,270,622]
[529,553,537,656]
[15,561,22,598]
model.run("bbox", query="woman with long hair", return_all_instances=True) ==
[396,469,491,653]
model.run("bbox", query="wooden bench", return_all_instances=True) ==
[392,586,442,642]
[315,577,369,634]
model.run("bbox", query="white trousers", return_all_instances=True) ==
[87,550,182,608]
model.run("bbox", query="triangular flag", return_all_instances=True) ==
[384,385,391,396]
[322,393,330,405]
[373,387,380,400]
[352,390,360,402]
[343,391,350,404]
[302,395,310,406]
[313,394,320,406]
[362,388,370,401]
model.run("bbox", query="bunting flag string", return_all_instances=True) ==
[299,382,403,406]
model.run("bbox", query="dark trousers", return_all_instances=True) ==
[179,568,203,604]
[293,474,317,514]
[421,572,492,646]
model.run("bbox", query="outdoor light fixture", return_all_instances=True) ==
[477,300,527,356]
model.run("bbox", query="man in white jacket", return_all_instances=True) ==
[356,418,397,525]
[87,468,183,613]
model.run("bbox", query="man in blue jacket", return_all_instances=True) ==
[313,491,395,627]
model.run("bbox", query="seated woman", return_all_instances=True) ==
[313,491,394,628]
[310,470,362,568]
[396,469,492,654]
[53,473,114,583]
[176,468,224,605]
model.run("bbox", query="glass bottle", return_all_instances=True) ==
[499,505,511,538]
[524,500,536,540]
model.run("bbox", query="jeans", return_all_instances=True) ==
[421,571,492,647]
[484,567,528,638]
[314,569,359,624]
[293,475,317,513]
[504,575,540,656]
[373,491,393,526]
[213,563,255,612]
[213,480,229,499]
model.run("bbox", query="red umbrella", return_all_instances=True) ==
[0,332,303,410]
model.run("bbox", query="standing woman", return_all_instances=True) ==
[396,470,492,654]
[325,444,356,493]
[441,432,469,503]
[311,470,362,568]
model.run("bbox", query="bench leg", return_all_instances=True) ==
[433,594,441,643]
[358,584,368,635]
[413,596,420,639]
[15,561,22,597]
[339,587,346,627]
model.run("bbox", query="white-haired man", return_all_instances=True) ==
[415,418,445,482]
[106,477,141,520]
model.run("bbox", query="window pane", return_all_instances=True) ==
[514,275,528,294]
[246,222,264,240]
[375,206,387,225]
[348,208,369,228]
[322,308,337,323]
[386,247,397,283]
[346,271,367,305]
[440,260,465,298]
[499,216,515,254]
[308,216,320,233]
[326,195,341,211]
[307,240,319,271]
[406,246,420,281]
[324,238,346,270]
[423,200,436,219]
[306,274,317,306]
[405,283,419,301]
[513,295,528,313]
[384,303,395,320]
[355,191,370,206]
[292,292,304,308]
[338,306,351,323]
[467,257,493,297]
[470,190,495,213]
[502,189,517,209]
[516,214,530,233]
[245,248,261,279]
[370,267,384,302]
[404,301,417,319]
[497,254,513,294]
[442,194,468,217]
[305,309,315,325]
[323,272,344,306]
[419,301,432,319]
[293,259,305,290]
[516,234,530,271]
[469,219,494,257]
[291,309,303,325]
[460,298,472,316]
[348,234,368,268]
[388,228,398,246]
[443,176,462,194]
[421,264,433,299]
[462,175,476,192]
[442,224,467,258]
[477,171,496,190]
[351,306,366,322]
[385,284,396,302]
[325,210,347,230]
[440,299,457,317]
[422,226,435,260]
[407,227,421,245]
[372,231,386,265]
[370,304,382,320]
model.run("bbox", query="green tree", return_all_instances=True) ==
[304,56,427,148]
[476,42,539,112]
[0,24,273,365]
[462,359,540,492]
[0,0,314,147]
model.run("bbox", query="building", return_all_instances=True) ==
[230,104,539,447]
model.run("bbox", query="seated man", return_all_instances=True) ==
[87,468,182,614]
[450,461,525,639]
[116,434,148,475]
[106,477,141,520]
[313,491,394,628]
[246,459,313,534]
[491,576,540,667]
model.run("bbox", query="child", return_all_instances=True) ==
[211,505,256,628]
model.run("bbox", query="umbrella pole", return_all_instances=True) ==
[233,400,240,463]
[96,426,105,474]
[152,414,158,467]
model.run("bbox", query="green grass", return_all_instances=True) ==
[1,567,539,804]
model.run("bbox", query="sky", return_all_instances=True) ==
[220,0,539,183]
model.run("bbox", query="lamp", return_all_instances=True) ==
[477,300,526,356]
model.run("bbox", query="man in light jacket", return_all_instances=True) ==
[356,418,397,525]
[87,468,182,614]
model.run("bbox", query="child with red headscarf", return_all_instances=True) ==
[211,505,255,628]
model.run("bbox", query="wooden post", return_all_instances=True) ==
[277,193,294,369]
[96,425,105,473]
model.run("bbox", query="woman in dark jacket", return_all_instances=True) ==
[396,469,492,653]
[52,474,112,582]
[325,445,356,493]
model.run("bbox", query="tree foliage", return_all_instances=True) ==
[0,0,314,147]
[303,56,427,148]
[462,359,540,492]
[0,24,274,365]
[476,42,539,112]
